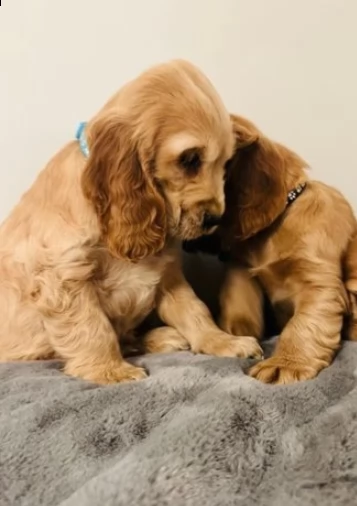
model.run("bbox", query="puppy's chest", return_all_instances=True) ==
[248,250,298,328]
[93,252,171,323]
[245,242,297,304]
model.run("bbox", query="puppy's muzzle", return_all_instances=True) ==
[202,213,222,230]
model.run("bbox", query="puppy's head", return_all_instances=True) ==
[224,114,308,240]
[82,60,238,261]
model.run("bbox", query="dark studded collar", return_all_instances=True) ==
[286,182,307,206]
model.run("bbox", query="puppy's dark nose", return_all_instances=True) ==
[202,213,222,230]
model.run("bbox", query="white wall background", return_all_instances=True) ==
[1,0,356,220]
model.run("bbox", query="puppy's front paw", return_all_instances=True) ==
[219,316,259,339]
[65,360,148,384]
[143,327,190,354]
[249,356,318,385]
[194,332,263,359]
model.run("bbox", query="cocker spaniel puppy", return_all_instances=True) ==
[0,61,262,384]
[184,114,357,385]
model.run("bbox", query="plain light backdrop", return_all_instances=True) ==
[0,0,356,220]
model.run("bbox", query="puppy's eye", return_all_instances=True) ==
[178,148,202,174]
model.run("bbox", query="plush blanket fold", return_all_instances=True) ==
[1,339,357,506]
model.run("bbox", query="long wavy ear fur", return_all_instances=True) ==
[82,114,166,261]
[225,114,306,240]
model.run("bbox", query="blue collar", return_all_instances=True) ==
[75,122,90,158]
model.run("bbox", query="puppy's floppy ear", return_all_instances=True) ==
[82,113,166,261]
[230,113,260,150]
[226,114,306,240]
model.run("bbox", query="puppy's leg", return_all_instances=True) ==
[43,283,146,384]
[219,267,264,338]
[250,275,347,384]
[156,259,263,359]
[143,326,190,354]
[345,292,357,341]
[344,234,357,340]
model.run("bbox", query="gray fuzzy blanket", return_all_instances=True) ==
[1,338,357,506]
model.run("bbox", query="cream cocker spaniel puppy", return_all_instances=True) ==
[0,61,262,384]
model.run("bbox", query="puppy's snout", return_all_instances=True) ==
[202,213,222,230]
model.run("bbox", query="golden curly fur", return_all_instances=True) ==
[0,61,263,384]
[185,114,357,385]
